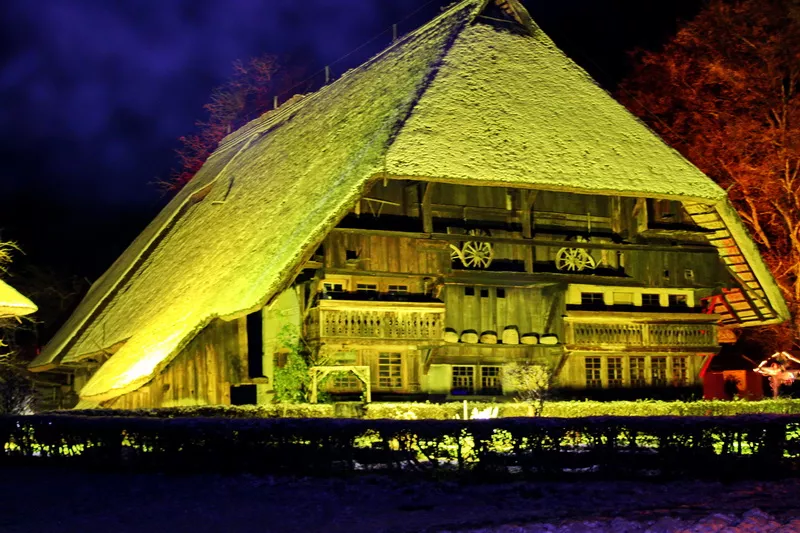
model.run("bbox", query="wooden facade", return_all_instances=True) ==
[287,180,730,399]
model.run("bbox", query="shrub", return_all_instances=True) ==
[2,413,799,481]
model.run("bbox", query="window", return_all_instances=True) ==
[480,366,502,394]
[642,293,660,307]
[651,356,667,386]
[356,283,378,293]
[323,282,345,293]
[672,356,688,386]
[378,353,402,389]
[387,285,408,294]
[607,357,623,387]
[581,292,604,306]
[465,286,475,296]
[332,372,360,389]
[585,357,602,388]
[668,294,688,308]
[496,288,506,299]
[480,288,489,298]
[648,199,691,225]
[452,366,474,394]
[629,357,647,387]
[345,250,359,260]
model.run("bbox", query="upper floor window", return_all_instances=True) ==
[642,294,661,307]
[387,285,408,294]
[323,282,345,293]
[581,292,604,306]
[356,283,378,293]
[668,294,688,308]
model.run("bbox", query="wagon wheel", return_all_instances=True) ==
[462,241,494,269]
[555,237,596,272]
[450,244,464,264]
[450,229,494,269]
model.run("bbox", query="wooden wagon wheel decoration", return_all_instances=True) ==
[450,229,494,269]
[555,236,596,272]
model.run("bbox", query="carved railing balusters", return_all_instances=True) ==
[307,307,444,341]
[570,322,716,347]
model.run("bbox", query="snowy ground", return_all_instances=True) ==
[3,467,800,532]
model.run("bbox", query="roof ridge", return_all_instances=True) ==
[212,0,480,158]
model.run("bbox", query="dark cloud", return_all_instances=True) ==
[0,0,430,207]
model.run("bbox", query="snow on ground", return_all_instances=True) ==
[3,467,800,532]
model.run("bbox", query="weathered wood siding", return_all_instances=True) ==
[626,249,726,288]
[443,285,564,339]
[104,318,247,409]
[325,233,449,274]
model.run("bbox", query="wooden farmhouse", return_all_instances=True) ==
[29,0,789,408]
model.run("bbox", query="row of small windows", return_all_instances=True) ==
[580,292,689,307]
[584,355,688,388]
[323,282,409,294]
[464,287,505,298]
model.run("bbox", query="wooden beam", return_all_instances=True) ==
[329,227,719,254]
[421,182,435,234]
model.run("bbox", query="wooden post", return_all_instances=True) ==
[310,368,318,403]
[421,182,435,234]
[520,190,537,272]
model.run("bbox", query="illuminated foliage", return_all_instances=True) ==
[504,361,553,416]
[172,55,298,190]
[273,325,311,403]
[618,0,800,350]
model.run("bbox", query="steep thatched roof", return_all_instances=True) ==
[0,280,36,318]
[30,0,789,402]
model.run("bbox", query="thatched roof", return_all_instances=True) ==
[0,279,37,318]
[29,0,789,402]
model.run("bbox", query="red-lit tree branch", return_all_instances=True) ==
[618,0,800,352]
[171,55,298,190]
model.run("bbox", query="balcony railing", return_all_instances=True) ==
[306,300,445,342]
[566,322,717,348]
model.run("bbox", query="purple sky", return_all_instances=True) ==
[0,0,701,278]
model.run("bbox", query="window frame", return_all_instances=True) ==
[377,352,403,390]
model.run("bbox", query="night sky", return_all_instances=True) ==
[0,0,702,284]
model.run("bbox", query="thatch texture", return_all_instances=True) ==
[30,0,788,403]
[0,280,36,318]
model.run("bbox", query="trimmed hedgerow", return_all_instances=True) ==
[2,414,800,480]
[52,399,800,421]
[62,403,335,419]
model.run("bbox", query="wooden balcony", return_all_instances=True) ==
[306,300,445,342]
[565,321,717,350]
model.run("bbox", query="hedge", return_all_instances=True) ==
[3,414,800,481]
[58,399,800,420]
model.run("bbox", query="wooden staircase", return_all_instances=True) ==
[683,202,778,325]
